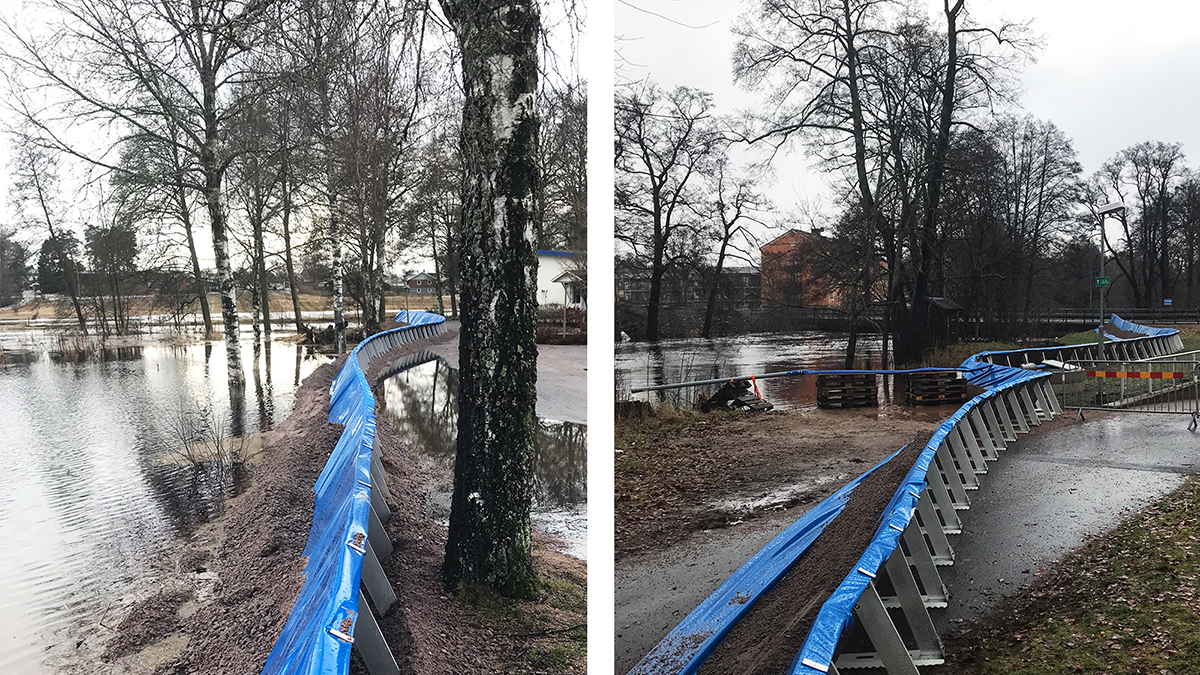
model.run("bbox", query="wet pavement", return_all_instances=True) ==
[424,320,588,425]
[934,411,1200,629]
[614,412,1200,674]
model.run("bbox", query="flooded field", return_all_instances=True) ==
[616,332,891,409]
[0,336,330,675]
[377,355,588,559]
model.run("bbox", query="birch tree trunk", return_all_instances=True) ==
[441,0,541,599]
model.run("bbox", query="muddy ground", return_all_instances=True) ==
[49,326,585,675]
[614,405,951,561]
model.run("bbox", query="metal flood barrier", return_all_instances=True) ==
[261,310,447,675]
[635,314,1183,675]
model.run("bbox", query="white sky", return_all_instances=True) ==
[616,0,1200,237]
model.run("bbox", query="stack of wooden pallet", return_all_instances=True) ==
[816,373,878,409]
[906,371,968,405]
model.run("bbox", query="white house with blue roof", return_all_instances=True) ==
[537,250,585,309]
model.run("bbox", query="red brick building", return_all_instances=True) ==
[759,229,848,308]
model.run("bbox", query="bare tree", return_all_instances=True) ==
[9,138,88,333]
[1,0,281,382]
[616,82,722,342]
[696,155,767,338]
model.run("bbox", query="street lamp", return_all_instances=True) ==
[1095,201,1125,363]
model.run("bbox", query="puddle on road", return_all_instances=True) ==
[376,354,588,559]
[706,473,853,518]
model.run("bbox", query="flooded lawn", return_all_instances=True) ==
[0,336,330,675]
[376,354,588,559]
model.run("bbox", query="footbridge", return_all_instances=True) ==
[259,310,447,675]
[631,314,1192,675]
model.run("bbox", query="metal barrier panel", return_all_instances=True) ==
[262,311,447,675]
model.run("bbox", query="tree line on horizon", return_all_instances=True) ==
[0,0,586,356]
[615,0,1200,364]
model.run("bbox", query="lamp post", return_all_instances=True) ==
[1095,202,1125,362]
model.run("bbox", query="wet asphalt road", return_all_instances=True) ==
[423,320,588,425]
[614,412,1200,674]
[934,411,1199,629]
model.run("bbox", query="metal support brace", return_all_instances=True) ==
[1015,386,1041,426]
[353,590,400,675]
[1038,378,1063,416]
[369,482,391,523]
[370,443,393,503]
[988,396,1017,442]
[916,491,954,564]
[934,443,970,509]
[369,505,393,559]
[901,526,947,607]
[884,543,944,661]
[957,415,991,465]
[975,404,1006,454]
[925,468,962,533]
[1025,382,1051,421]
[946,431,982,485]
[834,582,922,674]
[362,542,398,615]
[1003,390,1030,433]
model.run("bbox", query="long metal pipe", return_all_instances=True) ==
[630,366,965,394]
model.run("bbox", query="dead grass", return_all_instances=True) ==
[915,342,1022,368]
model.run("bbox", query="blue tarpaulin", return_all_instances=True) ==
[262,311,446,675]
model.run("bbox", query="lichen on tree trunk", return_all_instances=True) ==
[441,0,541,600]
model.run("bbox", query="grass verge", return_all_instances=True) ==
[456,548,587,673]
[942,475,1200,675]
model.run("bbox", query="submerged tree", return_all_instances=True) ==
[440,0,542,599]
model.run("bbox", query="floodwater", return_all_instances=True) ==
[0,336,330,675]
[377,355,588,559]
[616,332,890,409]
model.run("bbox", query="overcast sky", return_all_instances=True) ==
[616,0,1200,229]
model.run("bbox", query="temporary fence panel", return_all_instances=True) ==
[262,311,447,675]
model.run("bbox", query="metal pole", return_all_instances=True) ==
[629,366,964,394]
[1098,213,1105,362]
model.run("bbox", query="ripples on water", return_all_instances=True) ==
[0,337,330,675]
[616,332,891,409]
[376,355,588,560]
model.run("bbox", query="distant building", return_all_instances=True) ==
[614,259,760,309]
[537,250,585,309]
[405,272,439,295]
[760,229,886,309]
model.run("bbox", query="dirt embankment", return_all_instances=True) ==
[615,406,946,561]
[697,434,931,675]
[77,325,584,675]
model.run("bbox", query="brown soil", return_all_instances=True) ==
[695,434,930,675]
[102,587,195,661]
[367,409,587,674]
[1101,322,1147,339]
[76,324,584,675]
[615,406,947,560]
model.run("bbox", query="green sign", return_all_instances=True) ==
[1096,276,1111,288]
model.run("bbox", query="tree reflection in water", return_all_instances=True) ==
[375,355,586,514]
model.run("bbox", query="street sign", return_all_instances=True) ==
[1095,276,1111,288]
[1165,298,1173,307]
